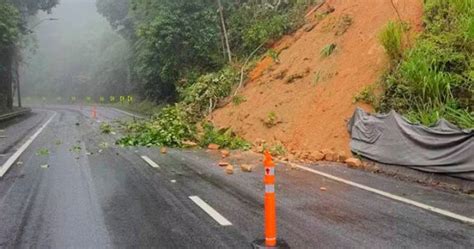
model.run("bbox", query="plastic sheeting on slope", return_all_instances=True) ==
[348,108,474,181]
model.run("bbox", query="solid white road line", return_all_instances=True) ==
[293,164,474,225]
[141,155,160,168]
[0,112,57,178]
[189,196,232,226]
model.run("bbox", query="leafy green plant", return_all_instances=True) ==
[179,67,239,119]
[379,21,405,61]
[313,70,323,85]
[320,43,337,58]
[70,145,82,153]
[378,0,474,128]
[117,105,196,147]
[232,95,247,106]
[268,143,287,157]
[263,112,279,128]
[199,122,250,150]
[354,85,377,105]
[36,148,50,156]
[100,123,113,134]
[267,49,280,63]
[0,3,20,50]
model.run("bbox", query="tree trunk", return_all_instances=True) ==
[0,47,14,112]
[217,0,232,63]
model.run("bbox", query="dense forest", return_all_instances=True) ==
[0,0,58,112]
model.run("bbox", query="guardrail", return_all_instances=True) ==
[0,108,32,122]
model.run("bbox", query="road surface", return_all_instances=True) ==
[0,106,473,248]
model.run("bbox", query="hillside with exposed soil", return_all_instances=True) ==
[211,0,423,158]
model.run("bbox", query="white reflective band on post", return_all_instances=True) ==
[265,184,275,193]
[266,237,276,241]
[265,167,275,176]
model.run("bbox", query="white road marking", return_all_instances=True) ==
[141,155,160,168]
[189,196,232,226]
[293,163,474,225]
[0,113,57,178]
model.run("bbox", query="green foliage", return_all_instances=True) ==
[232,95,246,106]
[354,85,377,106]
[0,3,20,50]
[267,49,280,63]
[263,111,278,128]
[268,143,287,157]
[228,1,316,54]
[379,0,474,128]
[320,43,336,58]
[117,105,196,147]
[199,122,251,150]
[100,123,113,134]
[179,67,239,119]
[242,14,290,51]
[36,148,50,156]
[379,21,405,61]
[133,1,221,100]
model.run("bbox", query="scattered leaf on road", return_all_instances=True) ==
[36,148,50,156]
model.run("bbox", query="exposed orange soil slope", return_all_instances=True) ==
[211,0,423,157]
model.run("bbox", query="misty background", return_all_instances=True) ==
[22,0,133,99]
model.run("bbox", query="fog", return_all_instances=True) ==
[22,0,132,100]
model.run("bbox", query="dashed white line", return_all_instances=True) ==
[0,112,57,178]
[189,196,232,226]
[293,163,474,225]
[141,155,160,168]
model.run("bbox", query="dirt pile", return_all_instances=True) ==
[211,0,423,157]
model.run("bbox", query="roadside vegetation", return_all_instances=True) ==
[0,0,58,112]
[376,0,473,128]
[101,0,319,148]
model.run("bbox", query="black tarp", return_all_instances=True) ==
[348,108,474,181]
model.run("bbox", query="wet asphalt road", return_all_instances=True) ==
[0,106,473,248]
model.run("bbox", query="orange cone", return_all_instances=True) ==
[252,151,289,248]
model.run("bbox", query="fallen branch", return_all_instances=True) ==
[305,0,326,18]
[233,42,266,97]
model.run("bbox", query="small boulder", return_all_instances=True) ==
[310,151,325,161]
[225,165,234,174]
[160,147,167,154]
[240,164,253,172]
[303,23,317,32]
[208,143,220,150]
[220,150,230,158]
[255,145,265,153]
[218,161,229,167]
[345,158,362,168]
[320,187,327,191]
[337,151,348,162]
[322,149,337,162]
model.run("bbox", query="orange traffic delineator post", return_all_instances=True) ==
[92,105,97,119]
[252,151,289,249]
